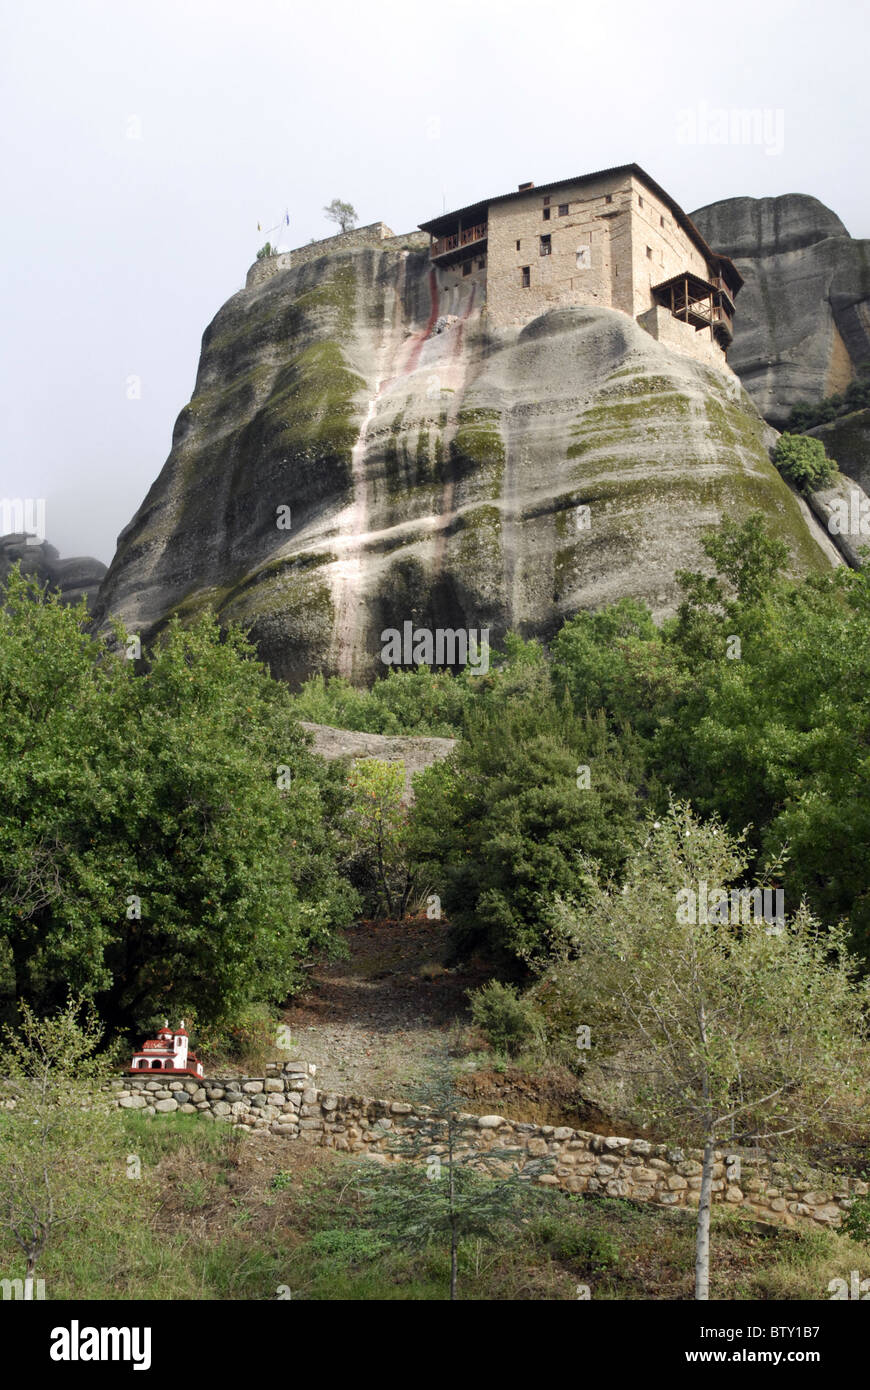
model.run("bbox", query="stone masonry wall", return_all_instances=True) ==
[98,1062,865,1232]
[484,173,734,372]
[245,224,428,290]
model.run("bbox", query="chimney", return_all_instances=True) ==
[518,181,535,191]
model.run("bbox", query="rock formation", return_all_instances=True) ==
[92,241,836,685]
[807,408,870,495]
[691,195,870,427]
[299,721,455,803]
[0,534,106,608]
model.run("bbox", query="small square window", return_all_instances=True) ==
[477,257,485,269]
[543,207,551,220]
[463,260,471,276]
[540,234,551,256]
[605,194,613,204]
[646,246,652,258]
[516,239,521,250]
[660,215,665,227]
[558,203,569,216]
[638,195,644,208]
[543,196,550,206]
[521,265,530,287]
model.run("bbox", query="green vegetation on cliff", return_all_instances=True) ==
[0,569,357,1037]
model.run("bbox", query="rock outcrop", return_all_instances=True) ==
[92,242,835,685]
[0,534,106,608]
[691,194,870,427]
[299,722,455,803]
[804,469,870,569]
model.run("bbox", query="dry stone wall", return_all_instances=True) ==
[99,1062,865,1232]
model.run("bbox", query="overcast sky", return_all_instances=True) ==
[2,0,867,564]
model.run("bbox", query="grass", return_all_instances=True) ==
[0,1113,865,1301]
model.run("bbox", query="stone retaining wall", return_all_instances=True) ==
[101,1063,865,1231]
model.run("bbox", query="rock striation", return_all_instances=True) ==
[691,194,870,426]
[91,240,835,684]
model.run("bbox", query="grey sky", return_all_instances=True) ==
[2,0,867,564]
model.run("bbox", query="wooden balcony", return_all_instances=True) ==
[430,221,488,262]
[651,271,734,347]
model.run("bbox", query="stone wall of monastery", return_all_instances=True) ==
[245,224,428,290]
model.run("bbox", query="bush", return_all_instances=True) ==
[773,433,836,493]
[785,377,870,431]
[843,1194,870,1245]
[468,980,545,1057]
[344,759,418,919]
[0,572,358,1036]
[410,693,645,966]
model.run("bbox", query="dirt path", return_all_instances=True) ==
[280,918,487,1097]
[279,918,632,1133]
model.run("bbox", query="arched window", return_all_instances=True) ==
[151,1059,161,1069]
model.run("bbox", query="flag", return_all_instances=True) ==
[257,222,261,231]
[285,212,290,226]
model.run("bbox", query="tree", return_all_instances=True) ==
[773,433,837,493]
[0,568,358,1035]
[0,998,131,1297]
[538,800,870,1299]
[256,242,277,260]
[352,1056,533,1299]
[345,759,418,919]
[323,199,358,233]
[410,692,646,966]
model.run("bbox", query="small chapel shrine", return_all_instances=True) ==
[128,1020,204,1078]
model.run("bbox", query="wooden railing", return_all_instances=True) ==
[430,221,488,258]
[712,302,734,335]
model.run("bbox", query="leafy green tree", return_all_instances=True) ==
[290,634,549,738]
[345,759,417,919]
[256,242,277,260]
[551,596,683,738]
[323,199,358,233]
[0,997,133,1297]
[539,801,870,1299]
[0,568,357,1034]
[773,433,836,493]
[410,693,646,966]
[549,516,870,957]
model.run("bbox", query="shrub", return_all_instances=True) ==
[785,376,870,431]
[843,1194,870,1245]
[468,980,545,1057]
[410,693,645,965]
[345,759,418,919]
[773,433,836,492]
